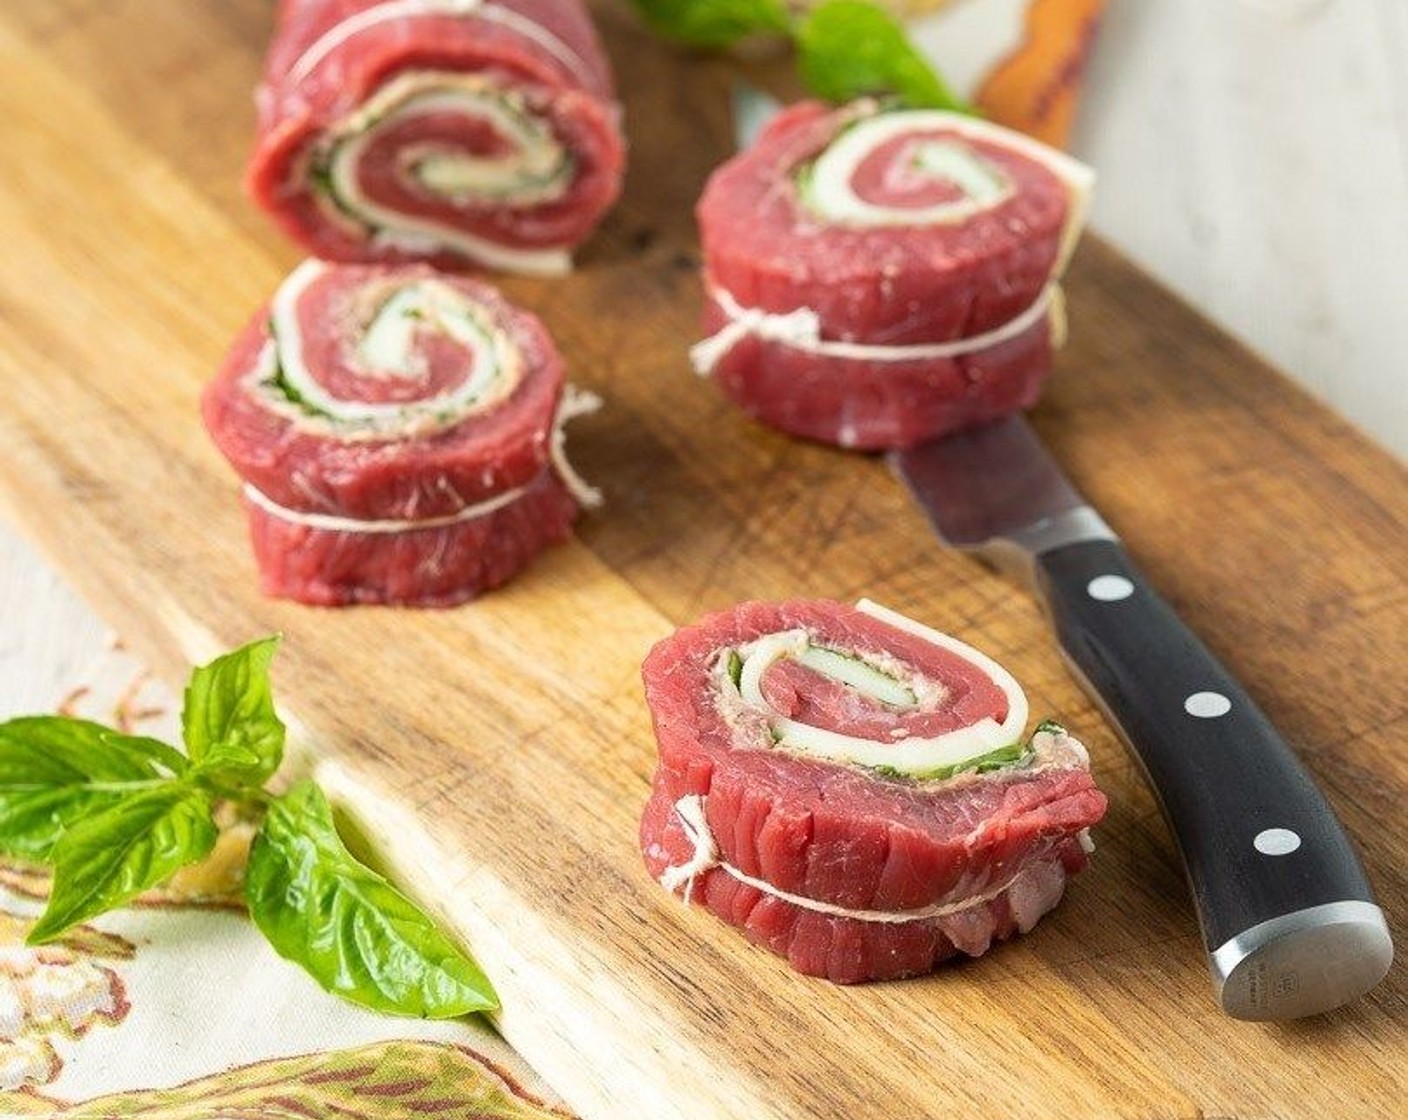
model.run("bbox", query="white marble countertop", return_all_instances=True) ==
[5,0,1404,701]
[1072,0,1407,459]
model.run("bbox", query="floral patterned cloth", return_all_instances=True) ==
[0,642,567,1117]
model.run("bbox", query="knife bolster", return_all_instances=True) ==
[974,506,1117,589]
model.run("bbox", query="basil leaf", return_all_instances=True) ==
[957,741,1031,774]
[0,787,128,862]
[0,716,184,781]
[246,781,497,1018]
[0,717,187,860]
[866,741,1031,783]
[183,636,285,791]
[628,0,792,47]
[796,1,972,113]
[105,732,191,776]
[27,784,218,944]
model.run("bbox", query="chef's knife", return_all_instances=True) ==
[892,417,1392,1020]
[728,84,1393,1020]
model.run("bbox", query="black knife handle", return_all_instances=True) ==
[1035,537,1392,1019]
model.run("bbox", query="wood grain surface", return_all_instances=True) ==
[0,2,1403,1117]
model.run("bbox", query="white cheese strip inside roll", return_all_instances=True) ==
[714,599,1030,780]
[259,259,522,437]
[798,106,1095,268]
[309,72,578,276]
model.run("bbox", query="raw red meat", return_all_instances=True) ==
[692,100,1093,449]
[639,599,1107,983]
[245,469,577,607]
[699,290,1055,450]
[201,260,598,607]
[248,0,625,274]
[203,261,564,519]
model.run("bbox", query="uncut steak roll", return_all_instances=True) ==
[202,259,601,607]
[692,100,1094,450]
[640,599,1106,983]
[248,0,625,274]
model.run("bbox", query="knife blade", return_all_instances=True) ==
[892,420,1392,1020]
[727,84,1392,1019]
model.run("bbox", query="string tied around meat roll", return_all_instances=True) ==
[689,283,1065,378]
[658,794,1038,925]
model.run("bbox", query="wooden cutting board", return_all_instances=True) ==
[0,3,1403,1117]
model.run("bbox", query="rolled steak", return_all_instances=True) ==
[640,599,1107,983]
[247,0,625,274]
[202,259,600,607]
[692,100,1094,449]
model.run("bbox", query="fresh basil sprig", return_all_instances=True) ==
[248,781,496,1018]
[630,0,792,47]
[0,717,188,860]
[28,784,219,944]
[0,637,497,1019]
[795,1,970,112]
[183,636,284,791]
[629,0,972,112]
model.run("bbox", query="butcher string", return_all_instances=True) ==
[660,794,1023,925]
[687,305,823,380]
[657,795,720,904]
[287,0,595,91]
[244,385,604,532]
[244,475,530,534]
[689,282,1063,377]
[550,384,605,509]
